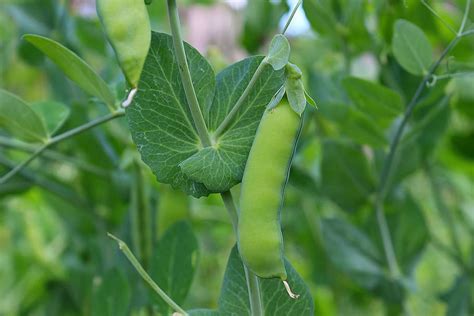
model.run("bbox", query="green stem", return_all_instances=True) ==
[0,136,110,177]
[461,29,474,36]
[220,190,239,232]
[282,0,302,35]
[374,2,471,278]
[459,0,472,35]
[220,191,263,316]
[0,110,124,185]
[0,155,87,206]
[213,61,267,138]
[108,233,188,316]
[166,0,211,147]
[136,162,153,269]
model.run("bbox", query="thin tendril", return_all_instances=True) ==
[282,0,303,35]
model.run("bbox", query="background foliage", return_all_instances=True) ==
[0,0,473,315]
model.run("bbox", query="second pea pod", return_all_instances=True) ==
[238,97,302,284]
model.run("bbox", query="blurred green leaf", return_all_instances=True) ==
[31,100,70,135]
[0,163,31,196]
[321,139,375,212]
[321,218,384,289]
[342,77,403,128]
[392,20,432,76]
[386,193,429,275]
[442,276,472,316]
[0,89,48,143]
[23,34,115,106]
[450,129,474,160]
[375,136,421,193]
[303,0,369,51]
[150,221,198,315]
[217,246,313,315]
[406,93,450,158]
[91,268,130,316]
[341,108,388,148]
[240,1,288,52]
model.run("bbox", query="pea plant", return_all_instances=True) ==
[0,0,473,315]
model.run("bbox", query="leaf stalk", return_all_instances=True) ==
[108,233,189,316]
[0,110,125,184]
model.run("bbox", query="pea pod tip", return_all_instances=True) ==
[283,280,300,299]
[122,87,138,108]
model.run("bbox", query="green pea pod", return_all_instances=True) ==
[238,98,301,286]
[97,0,150,90]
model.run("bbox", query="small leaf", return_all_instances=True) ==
[267,85,286,110]
[321,218,384,289]
[0,89,48,143]
[321,139,375,212]
[304,89,317,108]
[218,246,314,316]
[265,34,290,70]
[285,78,306,115]
[24,34,115,106]
[150,221,198,315]
[392,20,433,76]
[342,77,403,127]
[31,100,70,135]
[91,268,130,316]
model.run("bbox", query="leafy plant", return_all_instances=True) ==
[1,0,473,315]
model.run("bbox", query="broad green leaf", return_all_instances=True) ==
[341,108,388,148]
[321,140,375,212]
[23,34,115,106]
[392,20,433,76]
[217,246,313,316]
[31,100,70,135]
[126,32,216,197]
[91,268,130,316]
[265,34,290,70]
[342,77,403,127]
[0,89,48,143]
[149,221,198,315]
[127,32,284,197]
[321,218,384,289]
[183,58,284,193]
